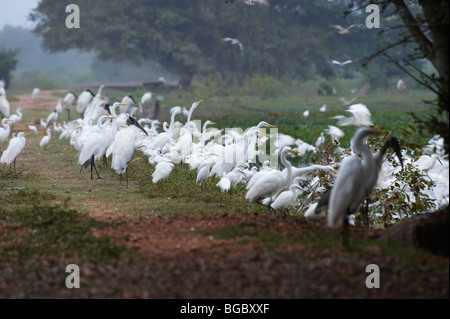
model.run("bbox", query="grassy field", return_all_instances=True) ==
[0,88,448,299]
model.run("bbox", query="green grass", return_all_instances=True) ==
[0,201,134,263]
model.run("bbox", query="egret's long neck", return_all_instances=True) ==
[280,150,292,184]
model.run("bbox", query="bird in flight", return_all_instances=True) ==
[243,0,269,5]
[332,60,353,67]
[221,37,244,57]
[329,24,357,35]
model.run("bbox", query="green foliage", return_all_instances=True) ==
[0,46,20,89]
[242,74,287,100]
[29,0,407,87]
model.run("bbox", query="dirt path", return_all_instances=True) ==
[1,90,448,299]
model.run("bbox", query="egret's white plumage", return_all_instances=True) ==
[327,127,381,231]
[76,89,95,114]
[0,118,12,143]
[1,132,28,171]
[8,107,22,125]
[0,94,10,118]
[40,128,52,148]
[152,161,175,183]
[32,88,40,101]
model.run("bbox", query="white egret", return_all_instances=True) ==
[39,129,52,149]
[310,135,403,221]
[303,110,310,118]
[76,89,95,114]
[329,24,357,35]
[8,107,23,126]
[54,99,63,114]
[415,154,442,177]
[396,79,406,91]
[243,0,269,5]
[245,147,299,203]
[329,103,373,127]
[339,96,357,106]
[1,132,29,172]
[28,125,38,134]
[152,161,175,183]
[0,118,12,143]
[119,94,138,114]
[63,91,78,120]
[109,116,148,188]
[0,93,10,118]
[45,110,58,128]
[327,127,382,248]
[332,60,352,67]
[221,38,244,56]
[32,88,41,101]
[270,180,302,212]
[320,104,327,112]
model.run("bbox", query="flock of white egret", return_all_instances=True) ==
[0,83,448,242]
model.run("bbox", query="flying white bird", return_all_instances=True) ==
[329,103,373,127]
[243,0,269,5]
[329,24,357,35]
[221,37,244,57]
[339,96,357,106]
[332,60,353,67]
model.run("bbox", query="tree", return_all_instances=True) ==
[346,0,449,152]
[30,0,393,87]
[0,47,20,89]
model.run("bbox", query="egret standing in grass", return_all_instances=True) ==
[109,116,148,188]
[32,88,40,101]
[0,118,12,143]
[327,127,383,248]
[1,132,29,172]
[63,91,78,120]
[0,93,10,118]
[76,89,95,115]
[9,107,23,127]
[40,128,52,149]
